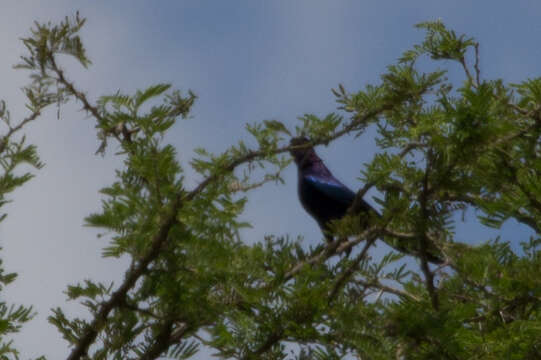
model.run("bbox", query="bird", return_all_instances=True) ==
[289,136,443,264]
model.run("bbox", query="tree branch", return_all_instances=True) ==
[283,227,379,282]
[328,236,377,303]
[474,42,481,86]
[66,196,183,360]
[138,320,191,360]
[418,150,439,310]
[138,319,175,360]
[243,331,283,360]
[459,55,475,87]
[0,109,41,155]
[48,54,105,126]
[354,278,421,302]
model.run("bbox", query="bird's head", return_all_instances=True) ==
[289,136,318,167]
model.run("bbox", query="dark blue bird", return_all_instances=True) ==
[289,137,373,236]
[290,136,443,263]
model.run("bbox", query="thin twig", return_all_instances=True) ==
[243,331,283,360]
[328,236,377,303]
[0,110,41,154]
[460,43,536,118]
[354,278,421,302]
[49,55,104,125]
[348,141,424,216]
[120,301,164,320]
[459,56,475,86]
[283,227,379,282]
[474,42,481,86]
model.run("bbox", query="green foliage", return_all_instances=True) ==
[0,255,38,360]
[0,16,53,356]
[400,19,477,63]
[2,13,541,360]
[0,102,44,223]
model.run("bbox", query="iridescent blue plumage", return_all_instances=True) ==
[290,136,443,264]
[300,174,369,232]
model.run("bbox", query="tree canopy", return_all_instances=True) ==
[1,13,540,360]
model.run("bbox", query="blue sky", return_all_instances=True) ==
[1,1,540,358]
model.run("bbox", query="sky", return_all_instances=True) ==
[1,1,540,359]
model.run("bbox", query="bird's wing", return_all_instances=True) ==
[305,175,375,213]
[305,175,355,205]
